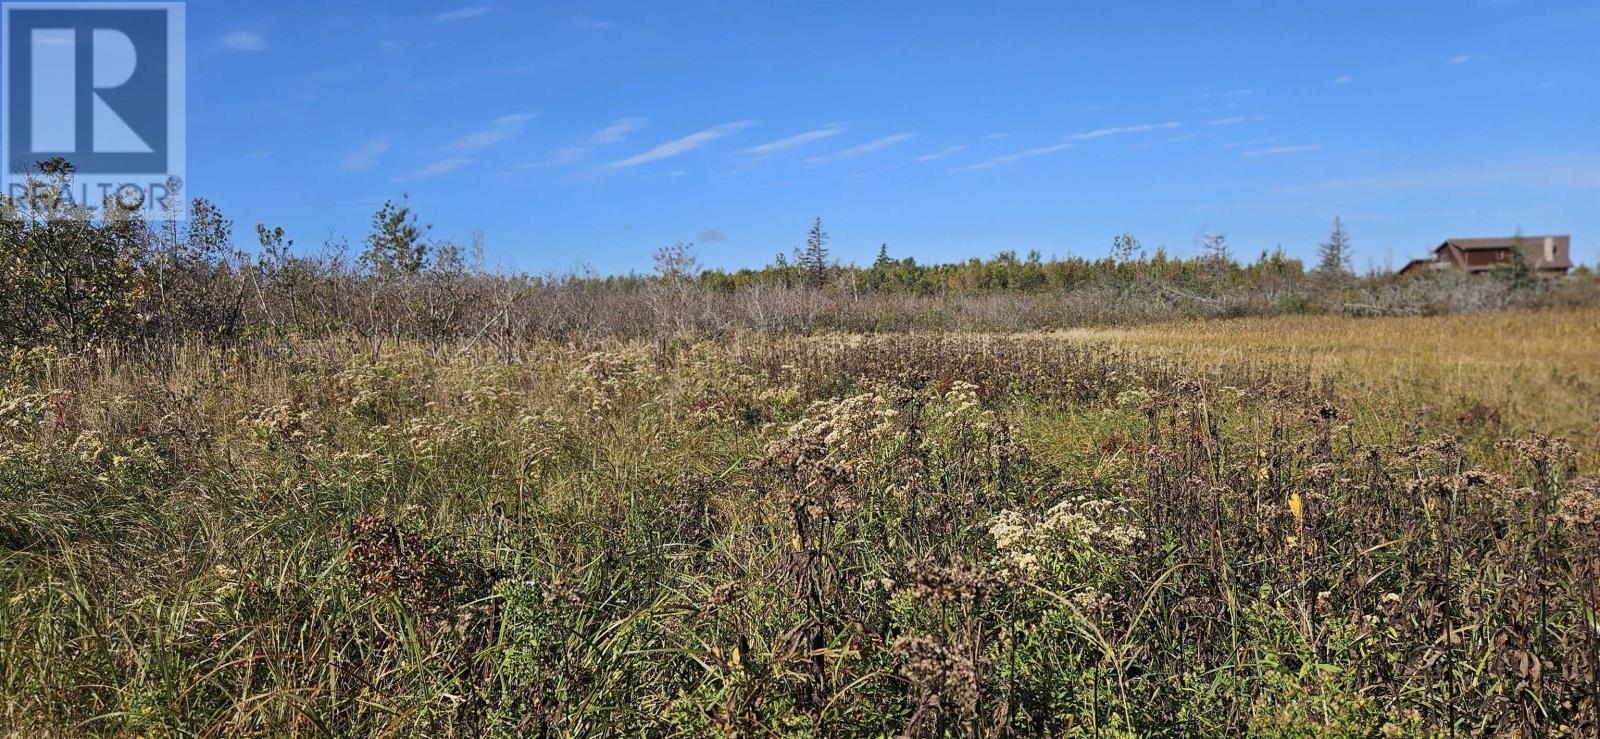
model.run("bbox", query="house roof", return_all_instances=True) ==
[1398,258,1443,274]
[1434,235,1571,270]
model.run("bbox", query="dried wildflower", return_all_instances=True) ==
[1558,476,1600,531]
[894,635,983,733]
[539,574,584,610]
[1399,435,1460,466]
[901,558,1001,610]
[345,515,490,621]
[1498,431,1577,479]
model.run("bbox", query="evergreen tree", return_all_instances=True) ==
[874,243,893,269]
[361,196,430,276]
[1496,233,1537,291]
[798,217,829,288]
[1316,216,1352,280]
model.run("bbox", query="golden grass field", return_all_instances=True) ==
[6,313,1600,735]
[1059,308,1600,462]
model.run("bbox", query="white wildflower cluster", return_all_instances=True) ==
[1114,387,1154,411]
[0,391,52,439]
[397,416,483,465]
[988,495,1144,579]
[806,392,901,465]
[0,391,58,468]
[761,389,909,495]
[567,349,656,415]
[245,402,312,444]
[514,408,570,475]
[934,381,991,429]
[334,353,428,417]
[435,358,520,413]
[70,430,107,464]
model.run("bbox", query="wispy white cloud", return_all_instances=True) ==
[1201,89,1254,99]
[844,165,900,179]
[914,144,967,162]
[950,142,1072,172]
[1208,115,1267,126]
[1130,133,1198,151]
[220,31,267,51]
[435,5,491,22]
[1447,54,1471,64]
[1332,75,1353,85]
[1274,157,1600,193]
[535,146,585,167]
[1243,144,1320,157]
[1069,122,1180,140]
[1223,138,1271,150]
[519,119,647,169]
[445,113,536,154]
[742,127,847,155]
[406,157,467,180]
[611,121,756,167]
[406,157,472,181]
[340,137,391,172]
[804,132,917,165]
[589,117,648,144]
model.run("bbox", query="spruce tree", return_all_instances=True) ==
[1316,216,1352,280]
[800,217,829,288]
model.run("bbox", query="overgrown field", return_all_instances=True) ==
[1063,308,1600,459]
[3,316,1599,735]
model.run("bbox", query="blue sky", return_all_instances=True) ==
[185,0,1600,274]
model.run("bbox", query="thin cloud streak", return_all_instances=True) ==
[521,119,646,169]
[611,121,756,167]
[1209,115,1267,126]
[405,157,472,181]
[589,117,648,144]
[1273,158,1600,193]
[435,5,492,22]
[950,142,1072,172]
[220,31,267,51]
[742,127,847,155]
[1243,144,1321,156]
[914,144,967,162]
[804,132,917,165]
[340,137,390,172]
[444,113,536,154]
[1070,122,1180,140]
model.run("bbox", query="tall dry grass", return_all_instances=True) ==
[1,326,1597,735]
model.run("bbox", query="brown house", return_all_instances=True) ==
[1398,235,1572,280]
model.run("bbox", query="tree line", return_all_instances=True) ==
[1,160,1590,351]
